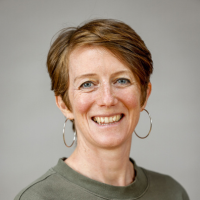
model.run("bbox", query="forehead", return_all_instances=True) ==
[68,46,133,75]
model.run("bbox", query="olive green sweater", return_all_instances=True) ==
[14,158,189,200]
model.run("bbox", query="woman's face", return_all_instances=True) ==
[58,46,150,149]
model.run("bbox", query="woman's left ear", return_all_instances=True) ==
[55,96,74,120]
[141,82,152,111]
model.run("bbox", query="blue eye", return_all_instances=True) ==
[80,81,94,89]
[116,78,130,85]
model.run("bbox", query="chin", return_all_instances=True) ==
[92,135,131,150]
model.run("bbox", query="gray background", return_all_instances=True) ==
[0,0,199,199]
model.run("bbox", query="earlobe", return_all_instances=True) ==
[55,96,74,120]
[141,82,152,111]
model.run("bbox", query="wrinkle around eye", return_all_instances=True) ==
[79,87,98,93]
[79,82,98,92]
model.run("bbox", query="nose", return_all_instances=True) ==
[97,83,118,107]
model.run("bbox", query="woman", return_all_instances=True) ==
[15,19,189,200]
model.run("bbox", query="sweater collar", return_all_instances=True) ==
[53,158,148,199]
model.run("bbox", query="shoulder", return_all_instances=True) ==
[142,167,190,200]
[14,166,82,200]
[14,168,59,200]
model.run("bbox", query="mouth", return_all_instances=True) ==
[92,114,124,125]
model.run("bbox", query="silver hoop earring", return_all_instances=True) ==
[134,109,152,139]
[63,118,76,147]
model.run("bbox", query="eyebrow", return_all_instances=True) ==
[74,73,97,83]
[110,70,133,77]
[74,70,133,83]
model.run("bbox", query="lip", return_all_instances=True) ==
[91,113,124,118]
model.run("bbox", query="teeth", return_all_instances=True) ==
[101,117,104,123]
[105,117,109,123]
[116,115,120,121]
[93,114,122,125]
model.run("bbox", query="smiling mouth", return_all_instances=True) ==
[92,114,124,125]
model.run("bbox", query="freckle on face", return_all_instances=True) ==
[67,46,142,148]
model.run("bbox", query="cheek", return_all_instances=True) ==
[71,92,94,115]
[119,88,141,110]
[125,94,139,107]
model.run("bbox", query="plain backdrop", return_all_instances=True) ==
[0,0,199,199]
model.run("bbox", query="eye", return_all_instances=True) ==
[115,78,131,85]
[80,81,94,89]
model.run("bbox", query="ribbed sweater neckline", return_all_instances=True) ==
[53,158,148,199]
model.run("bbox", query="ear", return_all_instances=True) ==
[55,96,74,120]
[141,82,152,111]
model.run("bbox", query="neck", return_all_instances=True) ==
[65,138,134,186]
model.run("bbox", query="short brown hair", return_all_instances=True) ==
[47,19,153,130]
